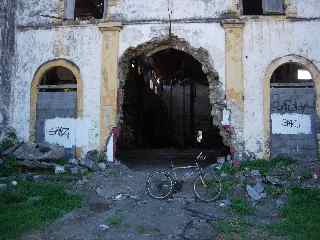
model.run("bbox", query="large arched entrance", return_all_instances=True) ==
[264,55,320,161]
[117,37,230,166]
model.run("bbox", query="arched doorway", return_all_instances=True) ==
[30,59,83,157]
[117,38,230,166]
[269,62,317,160]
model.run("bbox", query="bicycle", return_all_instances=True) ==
[145,151,222,202]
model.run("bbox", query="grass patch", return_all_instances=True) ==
[0,181,82,240]
[135,225,161,235]
[231,197,254,215]
[265,185,286,198]
[214,217,251,240]
[220,157,295,176]
[105,214,122,227]
[270,187,320,240]
[54,159,69,166]
[221,179,237,197]
[0,156,20,177]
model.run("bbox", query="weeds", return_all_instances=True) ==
[0,156,20,177]
[105,214,122,227]
[135,225,160,235]
[0,181,82,240]
[230,197,254,215]
[214,217,251,240]
[220,157,295,176]
[270,187,320,240]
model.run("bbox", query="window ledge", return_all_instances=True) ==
[240,15,287,21]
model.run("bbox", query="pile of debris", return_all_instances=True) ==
[0,127,109,175]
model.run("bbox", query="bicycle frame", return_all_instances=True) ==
[169,152,206,181]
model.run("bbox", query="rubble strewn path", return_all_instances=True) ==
[22,159,320,240]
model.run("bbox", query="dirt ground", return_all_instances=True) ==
[22,160,320,240]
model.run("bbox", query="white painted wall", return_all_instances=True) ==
[16,0,61,25]
[295,0,320,18]
[110,0,234,21]
[12,25,102,153]
[243,20,320,157]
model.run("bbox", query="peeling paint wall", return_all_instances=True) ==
[243,20,320,158]
[295,0,320,18]
[16,0,62,25]
[109,0,235,21]
[13,26,102,153]
[0,0,15,128]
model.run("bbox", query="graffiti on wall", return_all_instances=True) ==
[48,126,71,139]
[271,113,311,135]
[45,118,91,148]
[271,94,315,114]
[45,119,76,148]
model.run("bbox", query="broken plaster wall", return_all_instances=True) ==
[0,0,15,128]
[294,0,320,18]
[16,0,63,26]
[12,25,102,154]
[243,19,320,159]
[109,0,236,21]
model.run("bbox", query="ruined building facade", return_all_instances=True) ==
[1,0,320,161]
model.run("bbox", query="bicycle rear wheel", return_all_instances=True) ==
[193,171,221,202]
[146,171,174,199]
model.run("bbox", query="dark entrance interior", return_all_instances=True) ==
[242,0,263,15]
[75,0,104,19]
[118,49,229,167]
[242,0,284,15]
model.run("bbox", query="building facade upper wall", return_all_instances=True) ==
[295,0,320,18]
[109,0,234,22]
[15,0,320,27]
[16,0,62,26]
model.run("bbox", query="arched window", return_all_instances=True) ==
[269,62,316,160]
[36,67,78,145]
[271,63,313,86]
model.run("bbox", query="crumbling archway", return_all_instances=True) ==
[117,37,231,164]
[264,55,320,159]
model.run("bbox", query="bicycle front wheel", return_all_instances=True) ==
[146,171,174,199]
[193,171,222,202]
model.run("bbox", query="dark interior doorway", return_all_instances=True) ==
[118,49,229,166]
[242,0,263,15]
[75,0,104,19]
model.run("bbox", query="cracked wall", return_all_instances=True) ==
[0,0,15,128]
[16,0,63,26]
[243,20,320,159]
[109,0,236,22]
[13,26,102,154]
